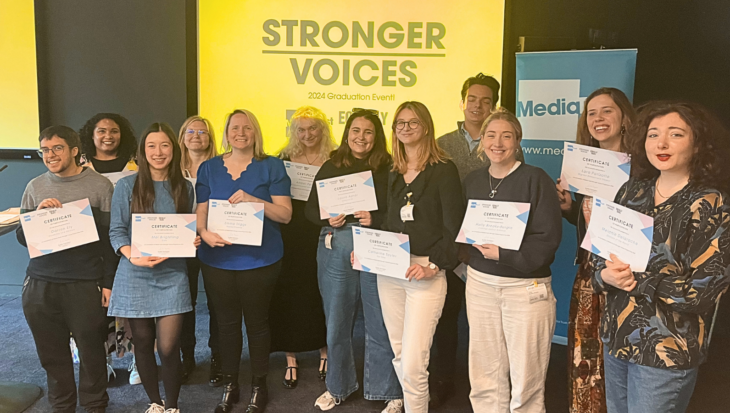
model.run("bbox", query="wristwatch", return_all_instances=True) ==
[428,262,438,272]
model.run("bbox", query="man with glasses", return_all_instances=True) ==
[17,126,116,413]
[431,74,525,408]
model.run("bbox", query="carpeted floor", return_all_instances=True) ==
[1,293,727,413]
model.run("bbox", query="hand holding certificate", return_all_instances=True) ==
[560,142,631,200]
[131,214,197,258]
[20,198,99,258]
[316,171,378,219]
[207,200,264,246]
[581,196,653,272]
[456,200,531,250]
[352,227,410,279]
[284,161,320,201]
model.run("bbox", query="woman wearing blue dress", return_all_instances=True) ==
[108,123,198,413]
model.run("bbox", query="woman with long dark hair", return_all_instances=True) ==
[306,109,403,412]
[556,87,636,413]
[593,101,730,413]
[108,123,198,413]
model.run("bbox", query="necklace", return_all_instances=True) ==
[489,173,505,199]
[304,152,320,165]
[655,178,669,199]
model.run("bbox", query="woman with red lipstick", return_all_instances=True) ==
[556,88,636,413]
[592,101,730,413]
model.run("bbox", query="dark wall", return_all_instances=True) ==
[34,0,194,135]
[501,0,730,123]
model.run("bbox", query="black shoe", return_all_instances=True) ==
[428,380,454,409]
[209,352,224,387]
[214,376,239,413]
[319,358,327,381]
[282,366,298,389]
[245,375,268,413]
[181,351,196,383]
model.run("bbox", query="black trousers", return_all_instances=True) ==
[181,258,220,356]
[22,277,109,413]
[429,269,466,383]
[201,260,281,379]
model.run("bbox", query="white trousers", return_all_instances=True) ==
[377,255,447,413]
[466,266,556,413]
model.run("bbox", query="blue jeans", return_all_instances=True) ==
[317,223,402,400]
[603,346,698,413]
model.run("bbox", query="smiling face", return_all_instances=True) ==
[145,131,173,172]
[296,118,323,149]
[394,108,426,146]
[348,117,375,159]
[463,84,494,127]
[586,94,624,144]
[645,112,694,176]
[92,118,121,157]
[227,113,255,151]
[40,136,78,175]
[482,119,519,166]
[183,120,210,152]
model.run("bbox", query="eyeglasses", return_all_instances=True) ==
[185,129,209,137]
[37,145,67,158]
[394,120,421,131]
[352,108,379,116]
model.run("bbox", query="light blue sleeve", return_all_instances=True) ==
[109,176,133,254]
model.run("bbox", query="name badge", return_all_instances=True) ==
[526,283,548,304]
[400,205,414,222]
[325,232,333,250]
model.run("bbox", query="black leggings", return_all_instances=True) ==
[128,315,184,408]
[201,261,281,379]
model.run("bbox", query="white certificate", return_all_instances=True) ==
[560,142,631,200]
[284,161,320,201]
[581,196,653,272]
[207,200,264,246]
[352,227,411,279]
[316,171,378,219]
[102,169,136,187]
[456,200,531,250]
[131,214,197,258]
[20,198,99,258]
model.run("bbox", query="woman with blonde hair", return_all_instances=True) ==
[176,116,222,385]
[269,106,335,388]
[196,109,292,413]
[378,101,464,413]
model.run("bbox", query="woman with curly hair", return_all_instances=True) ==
[592,101,730,413]
[79,113,138,175]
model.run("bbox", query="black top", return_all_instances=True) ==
[563,192,589,263]
[305,157,390,229]
[383,160,464,271]
[90,156,129,174]
[464,163,562,279]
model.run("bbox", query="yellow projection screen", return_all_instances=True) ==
[0,0,39,150]
[199,1,505,152]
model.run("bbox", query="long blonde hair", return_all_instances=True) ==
[279,106,337,161]
[476,108,523,161]
[178,115,217,172]
[221,109,268,160]
[391,101,448,174]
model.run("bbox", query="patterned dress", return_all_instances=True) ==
[592,178,730,369]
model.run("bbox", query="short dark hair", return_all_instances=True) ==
[39,125,82,165]
[78,113,137,162]
[628,100,730,194]
[461,73,500,104]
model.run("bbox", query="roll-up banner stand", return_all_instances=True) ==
[516,49,637,343]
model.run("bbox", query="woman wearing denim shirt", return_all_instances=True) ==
[592,101,730,413]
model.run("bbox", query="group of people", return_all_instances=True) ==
[16,72,730,413]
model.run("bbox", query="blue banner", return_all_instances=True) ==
[516,49,637,343]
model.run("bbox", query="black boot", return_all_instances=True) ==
[245,375,268,413]
[209,352,223,387]
[213,375,239,413]
[181,348,196,383]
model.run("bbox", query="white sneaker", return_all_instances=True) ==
[314,391,341,411]
[106,353,116,382]
[144,403,165,413]
[129,356,142,385]
[164,409,179,413]
[382,399,404,413]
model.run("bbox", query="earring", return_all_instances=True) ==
[620,125,626,136]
